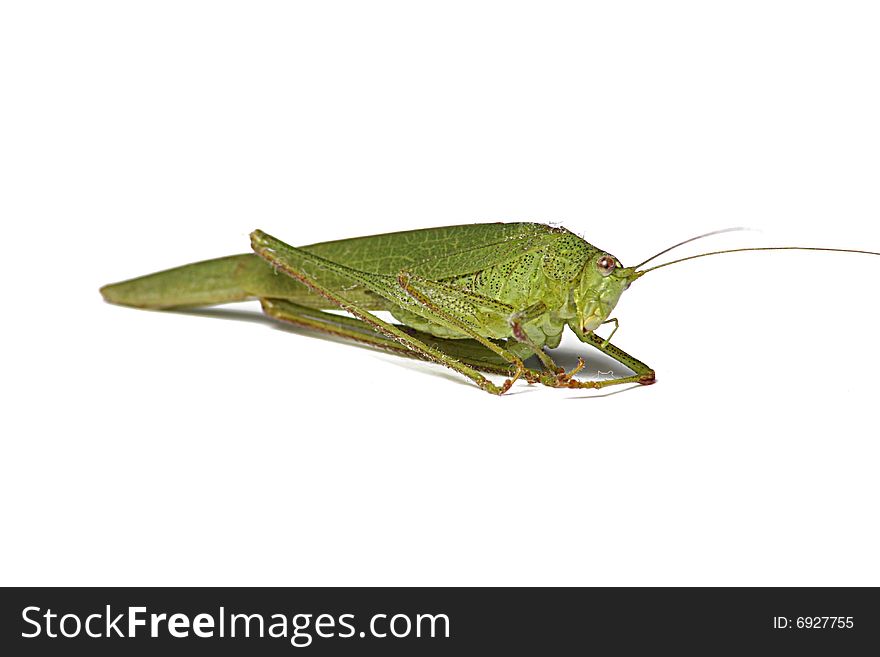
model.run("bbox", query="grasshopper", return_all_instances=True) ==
[100,223,879,394]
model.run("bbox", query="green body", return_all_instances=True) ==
[101,222,653,394]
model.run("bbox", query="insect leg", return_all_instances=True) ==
[507,301,564,373]
[540,332,655,390]
[251,231,517,394]
[583,333,655,385]
[396,271,528,386]
[599,318,619,346]
[260,298,543,379]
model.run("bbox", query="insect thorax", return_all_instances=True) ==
[390,237,591,348]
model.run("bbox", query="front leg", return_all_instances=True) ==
[582,332,656,386]
[538,330,655,390]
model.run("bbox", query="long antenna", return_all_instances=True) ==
[635,246,880,278]
[633,227,752,270]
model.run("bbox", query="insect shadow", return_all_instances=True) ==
[168,305,639,396]
[170,304,278,326]
[167,305,504,389]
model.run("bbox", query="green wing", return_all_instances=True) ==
[101,223,570,309]
[301,222,565,278]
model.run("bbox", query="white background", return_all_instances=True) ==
[2,1,879,586]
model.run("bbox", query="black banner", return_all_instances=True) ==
[1,587,877,654]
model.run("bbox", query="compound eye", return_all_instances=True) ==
[596,255,617,276]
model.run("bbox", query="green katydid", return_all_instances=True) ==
[99,223,880,394]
